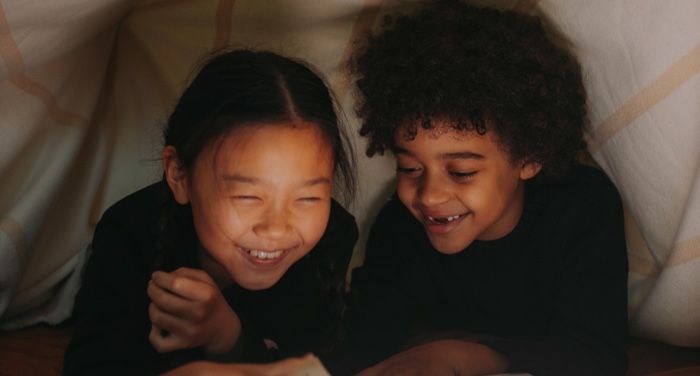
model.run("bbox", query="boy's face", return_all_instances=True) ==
[168,122,334,290]
[393,122,540,254]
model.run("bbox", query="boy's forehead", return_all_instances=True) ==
[393,120,488,143]
[392,120,516,161]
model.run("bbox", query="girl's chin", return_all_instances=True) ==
[233,272,284,291]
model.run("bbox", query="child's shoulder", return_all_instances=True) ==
[329,198,358,229]
[317,199,359,251]
[530,164,623,235]
[543,164,622,207]
[96,181,167,232]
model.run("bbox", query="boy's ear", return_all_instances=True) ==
[162,146,190,204]
[520,160,542,180]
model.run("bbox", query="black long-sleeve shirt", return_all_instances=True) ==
[63,182,358,375]
[323,165,628,375]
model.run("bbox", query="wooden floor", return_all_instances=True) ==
[1,325,699,375]
[0,324,71,376]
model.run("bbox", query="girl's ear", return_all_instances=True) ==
[520,160,542,180]
[162,146,190,204]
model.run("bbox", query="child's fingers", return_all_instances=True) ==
[151,270,213,301]
[148,280,207,322]
[148,302,194,342]
[171,267,216,285]
[149,323,187,353]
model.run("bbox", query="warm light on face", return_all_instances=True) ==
[394,122,536,254]
[186,122,334,290]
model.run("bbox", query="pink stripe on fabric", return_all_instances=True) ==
[667,234,700,268]
[0,2,86,127]
[589,43,700,152]
[213,0,235,51]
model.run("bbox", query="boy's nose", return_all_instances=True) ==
[417,175,450,207]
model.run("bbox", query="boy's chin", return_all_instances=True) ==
[428,235,473,255]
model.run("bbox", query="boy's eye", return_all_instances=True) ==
[449,171,477,180]
[396,166,421,176]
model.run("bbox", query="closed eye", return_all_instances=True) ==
[298,197,322,202]
[397,166,421,175]
[449,171,477,181]
[232,195,261,201]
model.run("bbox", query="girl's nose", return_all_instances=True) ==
[417,174,450,207]
[253,205,292,239]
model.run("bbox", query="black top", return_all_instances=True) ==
[323,165,628,376]
[63,182,358,375]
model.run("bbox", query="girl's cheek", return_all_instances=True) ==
[215,203,252,235]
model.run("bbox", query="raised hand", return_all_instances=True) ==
[147,267,241,354]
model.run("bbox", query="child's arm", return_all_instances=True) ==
[147,267,241,355]
[356,339,507,376]
[160,353,330,376]
[63,196,199,375]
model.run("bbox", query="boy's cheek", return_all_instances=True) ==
[396,180,416,205]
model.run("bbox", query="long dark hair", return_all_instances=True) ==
[154,49,356,342]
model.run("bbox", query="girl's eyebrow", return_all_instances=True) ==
[302,177,332,187]
[222,174,260,184]
[222,174,331,187]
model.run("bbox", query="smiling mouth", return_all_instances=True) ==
[421,212,471,235]
[245,248,283,260]
[238,246,291,263]
[427,214,465,224]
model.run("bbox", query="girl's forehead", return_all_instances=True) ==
[209,122,332,166]
[211,120,326,150]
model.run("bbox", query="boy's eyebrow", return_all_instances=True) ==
[393,146,484,160]
[221,174,331,186]
[440,151,484,160]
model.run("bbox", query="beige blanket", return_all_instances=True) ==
[1,0,698,349]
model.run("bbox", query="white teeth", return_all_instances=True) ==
[247,249,283,260]
[428,215,461,223]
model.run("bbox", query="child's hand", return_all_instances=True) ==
[160,354,330,376]
[147,267,241,354]
[357,339,508,376]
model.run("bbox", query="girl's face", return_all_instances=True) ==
[393,121,540,254]
[168,122,334,290]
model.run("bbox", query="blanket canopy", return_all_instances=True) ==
[1,0,698,347]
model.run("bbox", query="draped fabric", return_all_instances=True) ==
[1,0,698,347]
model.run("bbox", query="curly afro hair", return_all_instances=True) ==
[352,0,588,178]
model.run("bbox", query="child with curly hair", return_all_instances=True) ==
[322,1,628,375]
